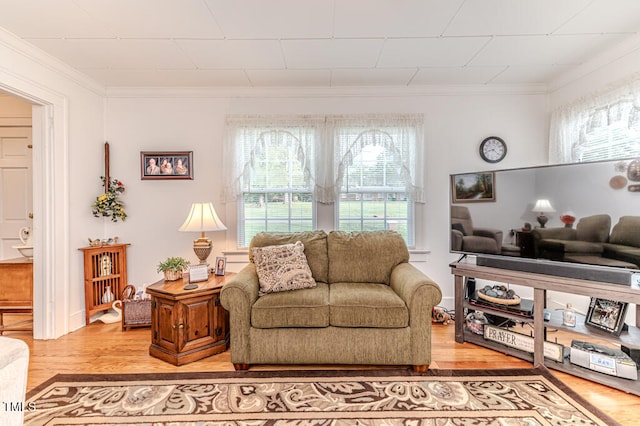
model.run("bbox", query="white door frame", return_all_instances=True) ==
[1,76,70,339]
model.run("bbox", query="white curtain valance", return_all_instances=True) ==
[325,114,425,204]
[223,113,425,204]
[222,115,325,203]
[549,74,640,164]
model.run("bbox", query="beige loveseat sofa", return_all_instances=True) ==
[220,230,442,372]
[532,215,640,268]
[532,214,611,259]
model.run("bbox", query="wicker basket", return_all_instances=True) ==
[163,269,183,281]
[121,285,151,331]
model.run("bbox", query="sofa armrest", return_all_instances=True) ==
[390,262,442,365]
[450,229,463,251]
[221,263,260,306]
[531,228,577,257]
[390,263,442,317]
[220,264,260,364]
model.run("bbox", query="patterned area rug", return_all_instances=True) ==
[25,367,617,425]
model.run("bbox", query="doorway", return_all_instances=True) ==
[0,78,68,340]
[0,92,34,335]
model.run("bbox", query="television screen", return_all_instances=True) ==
[450,158,640,284]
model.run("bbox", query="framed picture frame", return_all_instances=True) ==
[188,264,209,283]
[585,297,628,335]
[451,172,495,203]
[214,257,227,276]
[141,151,193,180]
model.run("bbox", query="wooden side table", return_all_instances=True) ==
[516,231,534,257]
[0,258,33,335]
[146,272,231,366]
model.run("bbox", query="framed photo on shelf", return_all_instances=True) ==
[451,172,495,203]
[585,298,628,335]
[140,151,193,180]
[214,257,226,276]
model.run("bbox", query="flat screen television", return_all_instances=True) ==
[450,158,640,285]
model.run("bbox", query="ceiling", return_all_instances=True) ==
[1,0,639,89]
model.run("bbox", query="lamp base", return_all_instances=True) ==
[193,237,212,265]
[536,214,548,228]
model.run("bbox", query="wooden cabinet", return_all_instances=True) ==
[451,261,640,396]
[79,244,129,325]
[516,231,534,257]
[147,273,230,365]
[0,258,33,334]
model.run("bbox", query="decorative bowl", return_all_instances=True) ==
[12,245,33,258]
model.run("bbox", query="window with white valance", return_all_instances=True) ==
[327,115,424,246]
[549,75,640,164]
[223,116,324,246]
[223,114,424,247]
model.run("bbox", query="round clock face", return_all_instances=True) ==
[479,136,507,163]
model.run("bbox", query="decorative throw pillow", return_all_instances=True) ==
[252,241,316,295]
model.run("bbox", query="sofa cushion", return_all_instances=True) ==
[603,244,640,268]
[252,241,316,295]
[462,235,499,253]
[250,230,329,283]
[329,282,409,328]
[327,231,409,284]
[575,214,611,243]
[539,239,604,255]
[609,216,640,248]
[251,283,329,328]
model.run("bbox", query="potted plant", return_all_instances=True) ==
[157,257,190,281]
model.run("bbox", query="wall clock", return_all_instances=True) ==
[479,136,507,163]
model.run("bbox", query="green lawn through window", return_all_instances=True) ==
[243,200,409,246]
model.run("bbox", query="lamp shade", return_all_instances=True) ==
[532,199,555,213]
[179,202,227,234]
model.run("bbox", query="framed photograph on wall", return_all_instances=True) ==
[585,297,628,335]
[451,172,495,203]
[141,151,193,180]
[214,257,227,276]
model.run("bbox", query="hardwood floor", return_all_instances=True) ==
[5,319,637,424]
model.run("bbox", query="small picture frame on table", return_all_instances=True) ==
[214,257,226,276]
[189,264,209,283]
[585,298,628,335]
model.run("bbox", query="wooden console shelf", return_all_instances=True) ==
[451,261,640,396]
[79,244,130,325]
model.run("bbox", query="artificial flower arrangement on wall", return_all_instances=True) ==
[92,176,127,222]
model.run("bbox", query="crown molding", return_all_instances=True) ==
[105,83,548,99]
[549,32,640,94]
[0,27,105,97]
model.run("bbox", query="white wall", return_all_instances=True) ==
[5,19,636,336]
[0,28,105,337]
[103,90,549,311]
